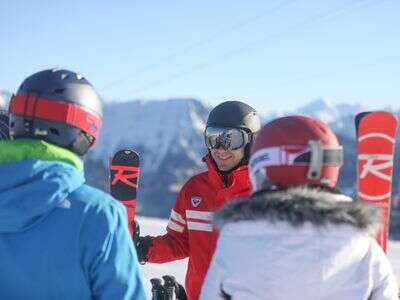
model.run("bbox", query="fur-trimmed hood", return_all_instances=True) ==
[215,187,380,233]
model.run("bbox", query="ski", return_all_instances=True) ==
[110,149,140,236]
[355,111,398,253]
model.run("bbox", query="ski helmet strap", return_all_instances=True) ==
[20,92,41,135]
[307,140,324,180]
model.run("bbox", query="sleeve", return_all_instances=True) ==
[81,200,147,300]
[369,242,399,300]
[199,233,226,300]
[147,185,190,263]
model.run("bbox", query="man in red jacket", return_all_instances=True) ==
[136,100,261,300]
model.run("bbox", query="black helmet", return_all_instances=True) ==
[205,101,261,166]
[206,100,260,134]
[0,110,9,140]
[9,68,102,156]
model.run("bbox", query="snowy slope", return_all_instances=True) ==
[138,216,400,297]
[137,216,187,297]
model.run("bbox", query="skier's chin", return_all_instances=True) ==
[216,160,234,171]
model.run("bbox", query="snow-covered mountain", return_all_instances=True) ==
[263,98,366,138]
[1,90,399,216]
[0,90,11,110]
[85,97,369,217]
[85,98,211,216]
[296,98,365,136]
[92,98,209,172]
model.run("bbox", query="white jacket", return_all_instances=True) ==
[200,187,399,300]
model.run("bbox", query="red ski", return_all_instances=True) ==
[355,111,398,253]
[110,149,140,236]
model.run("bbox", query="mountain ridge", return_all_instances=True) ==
[1,91,399,216]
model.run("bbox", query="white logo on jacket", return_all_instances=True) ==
[191,196,202,207]
[57,199,71,209]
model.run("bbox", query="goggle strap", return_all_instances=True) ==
[307,140,324,180]
[250,145,343,171]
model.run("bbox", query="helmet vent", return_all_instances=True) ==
[61,73,70,80]
[53,88,65,94]
[50,128,60,136]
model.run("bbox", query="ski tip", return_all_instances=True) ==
[113,148,140,156]
[355,111,371,131]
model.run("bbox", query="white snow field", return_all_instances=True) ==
[138,216,188,297]
[137,216,400,297]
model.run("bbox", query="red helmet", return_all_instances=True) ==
[249,115,343,192]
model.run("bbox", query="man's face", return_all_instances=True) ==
[210,146,245,171]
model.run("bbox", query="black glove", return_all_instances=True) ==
[132,221,153,264]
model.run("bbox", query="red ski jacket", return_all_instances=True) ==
[147,155,252,300]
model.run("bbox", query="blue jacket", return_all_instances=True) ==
[0,140,147,299]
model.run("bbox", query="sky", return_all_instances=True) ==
[1,0,399,115]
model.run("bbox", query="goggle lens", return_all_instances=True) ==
[205,127,249,150]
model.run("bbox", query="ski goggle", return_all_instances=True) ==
[250,141,343,181]
[205,127,250,150]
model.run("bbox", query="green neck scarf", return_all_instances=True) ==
[0,139,83,171]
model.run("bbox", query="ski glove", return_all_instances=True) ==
[132,221,152,263]
[135,236,152,264]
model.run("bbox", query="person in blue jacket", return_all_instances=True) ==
[0,68,147,300]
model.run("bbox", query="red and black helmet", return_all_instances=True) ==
[249,115,343,192]
[9,68,102,155]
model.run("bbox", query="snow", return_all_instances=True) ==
[137,216,187,297]
[138,215,400,297]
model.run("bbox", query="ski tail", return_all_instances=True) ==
[110,149,140,236]
[355,111,398,252]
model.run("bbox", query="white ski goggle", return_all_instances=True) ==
[204,127,250,150]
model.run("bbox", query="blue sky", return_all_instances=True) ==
[1,0,399,114]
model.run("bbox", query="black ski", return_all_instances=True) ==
[110,149,140,236]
